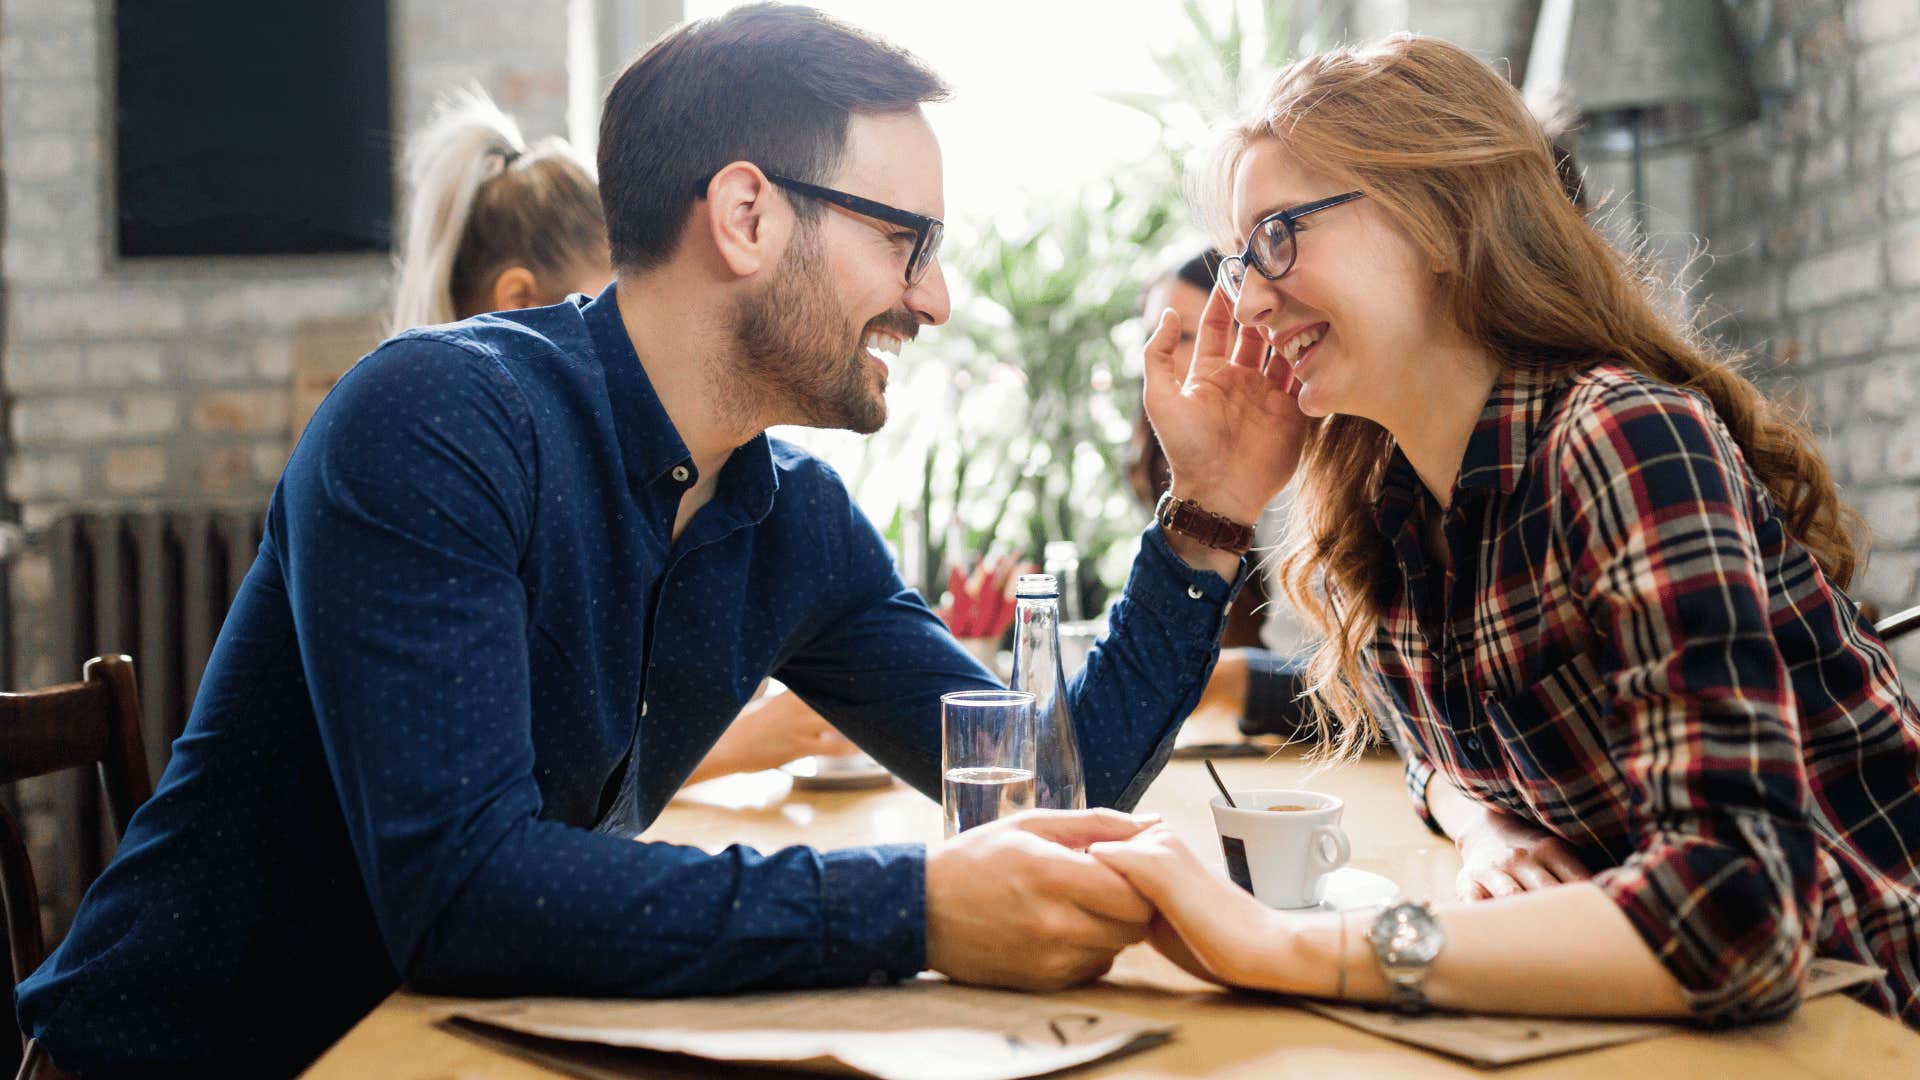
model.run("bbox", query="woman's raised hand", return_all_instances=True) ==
[1140,286,1313,525]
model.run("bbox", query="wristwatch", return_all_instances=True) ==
[1153,491,1255,555]
[1367,900,1445,1014]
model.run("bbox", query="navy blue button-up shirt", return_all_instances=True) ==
[17,285,1239,1075]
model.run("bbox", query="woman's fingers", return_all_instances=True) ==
[1536,840,1593,883]
[1228,321,1267,370]
[1141,308,1186,397]
[1507,859,1560,892]
[1146,916,1228,986]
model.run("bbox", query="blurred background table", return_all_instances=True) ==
[303,709,1920,1078]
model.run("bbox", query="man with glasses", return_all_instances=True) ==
[17,6,1295,1076]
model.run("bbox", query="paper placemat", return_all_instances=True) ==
[1298,957,1885,1067]
[445,980,1174,1080]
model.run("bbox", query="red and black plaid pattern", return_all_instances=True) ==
[1371,363,1920,1026]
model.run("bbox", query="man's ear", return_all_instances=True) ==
[702,162,788,280]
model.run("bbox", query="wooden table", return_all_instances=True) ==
[303,712,1920,1078]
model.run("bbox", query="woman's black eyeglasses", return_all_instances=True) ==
[1216,191,1366,300]
[764,173,944,287]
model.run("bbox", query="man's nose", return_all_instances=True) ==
[908,258,951,327]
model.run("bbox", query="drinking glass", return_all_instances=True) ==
[940,690,1036,837]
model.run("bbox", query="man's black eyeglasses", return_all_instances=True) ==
[1216,191,1366,300]
[764,173,944,287]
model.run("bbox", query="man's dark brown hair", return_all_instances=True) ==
[598,3,950,273]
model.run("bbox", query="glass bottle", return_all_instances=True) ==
[1009,573,1086,810]
[1043,540,1085,622]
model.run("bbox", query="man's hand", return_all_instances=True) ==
[1141,286,1312,529]
[1455,805,1592,900]
[925,809,1160,990]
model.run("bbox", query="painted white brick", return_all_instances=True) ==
[2,231,104,282]
[85,343,169,386]
[1785,241,1885,313]
[1864,40,1920,110]
[7,286,191,341]
[10,396,116,444]
[0,23,97,81]
[0,79,98,134]
[1,345,86,392]
[1862,362,1917,419]
[1893,221,1920,288]
[1893,99,1920,161]
[4,452,84,501]
[1848,0,1920,44]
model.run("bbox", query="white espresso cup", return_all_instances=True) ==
[1210,788,1352,908]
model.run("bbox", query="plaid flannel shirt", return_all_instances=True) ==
[1371,363,1920,1026]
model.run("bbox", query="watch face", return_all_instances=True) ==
[1370,901,1444,964]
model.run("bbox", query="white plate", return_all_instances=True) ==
[1308,867,1401,912]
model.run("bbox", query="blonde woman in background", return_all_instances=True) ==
[394,87,857,784]
[1091,34,1920,1028]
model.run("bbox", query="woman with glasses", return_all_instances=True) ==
[1090,34,1920,1028]
[393,87,858,789]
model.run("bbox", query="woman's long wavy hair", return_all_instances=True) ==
[1199,35,1864,759]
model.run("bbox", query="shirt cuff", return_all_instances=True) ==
[1130,524,1249,634]
[1404,756,1444,837]
[819,843,926,986]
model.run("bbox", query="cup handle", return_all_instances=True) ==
[1310,825,1351,873]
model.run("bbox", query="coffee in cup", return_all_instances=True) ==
[1210,788,1351,908]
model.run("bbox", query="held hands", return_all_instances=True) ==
[924,809,1162,990]
[1454,805,1592,900]
[1087,824,1287,989]
[1141,286,1313,526]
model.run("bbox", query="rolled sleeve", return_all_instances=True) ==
[1553,382,1818,1023]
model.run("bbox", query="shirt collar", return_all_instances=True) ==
[582,283,779,527]
[1373,366,1568,535]
[1454,366,1565,496]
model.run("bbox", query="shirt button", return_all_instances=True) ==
[1187,585,1204,600]
[641,701,650,717]
[671,465,690,483]
[1464,735,1480,752]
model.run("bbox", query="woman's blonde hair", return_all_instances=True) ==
[391,87,606,333]
[1200,34,1863,759]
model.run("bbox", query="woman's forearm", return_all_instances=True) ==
[1426,770,1487,841]
[1242,883,1693,1017]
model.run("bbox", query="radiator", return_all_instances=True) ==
[48,507,266,783]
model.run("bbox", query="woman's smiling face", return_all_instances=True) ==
[1227,137,1450,426]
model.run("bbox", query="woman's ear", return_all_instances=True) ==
[487,266,540,313]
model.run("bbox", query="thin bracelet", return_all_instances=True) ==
[1335,911,1348,1000]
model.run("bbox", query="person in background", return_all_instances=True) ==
[1091,33,1920,1029]
[1126,252,1312,740]
[391,86,858,782]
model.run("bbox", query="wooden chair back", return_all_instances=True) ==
[1,656,154,1077]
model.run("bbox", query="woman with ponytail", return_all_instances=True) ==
[1089,34,1920,1028]
[391,87,611,331]
[394,87,858,784]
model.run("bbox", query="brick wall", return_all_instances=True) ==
[1694,0,1920,676]
[0,0,576,694]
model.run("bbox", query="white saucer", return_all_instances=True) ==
[1307,867,1401,912]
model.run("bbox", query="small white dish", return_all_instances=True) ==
[1308,867,1401,912]
[782,752,894,791]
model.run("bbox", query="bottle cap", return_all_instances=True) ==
[1015,573,1058,599]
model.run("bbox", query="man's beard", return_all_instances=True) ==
[728,223,903,435]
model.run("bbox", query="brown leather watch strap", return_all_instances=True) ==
[1154,491,1255,555]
